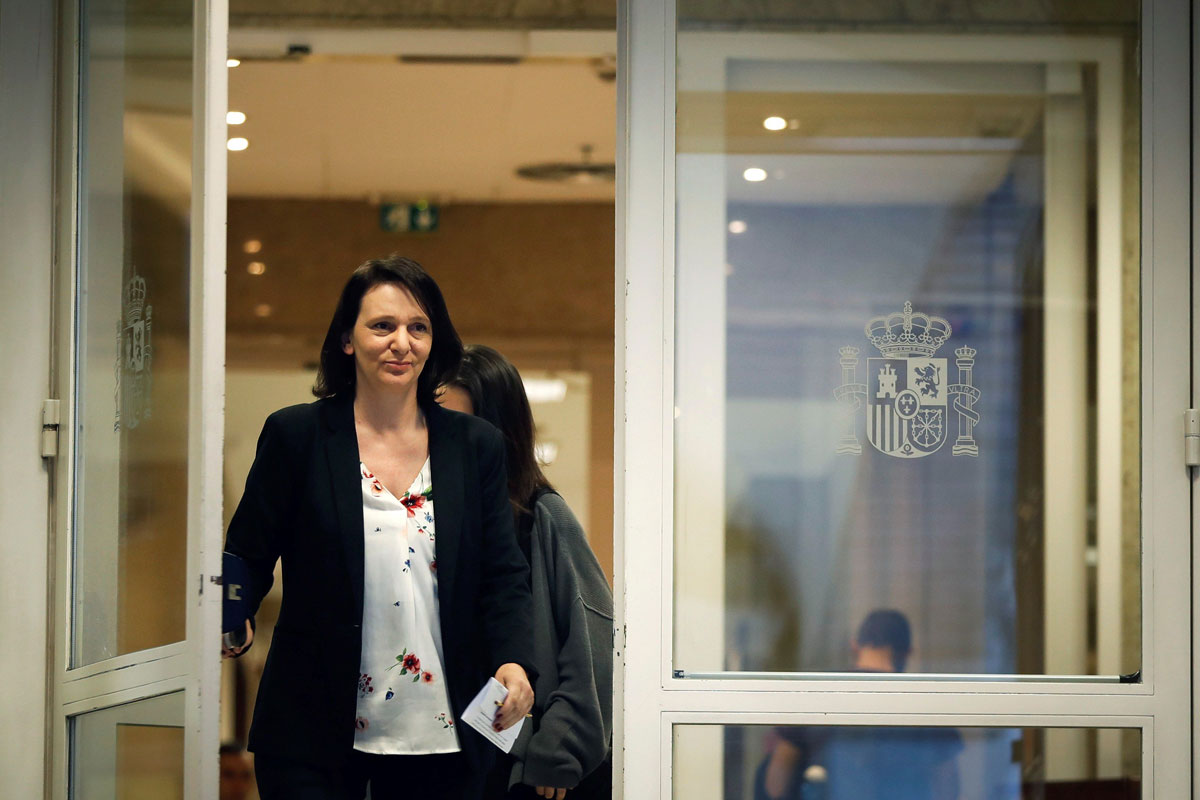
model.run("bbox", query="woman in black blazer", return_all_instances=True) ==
[223,255,536,799]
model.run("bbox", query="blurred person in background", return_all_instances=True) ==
[758,609,962,800]
[219,742,254,800]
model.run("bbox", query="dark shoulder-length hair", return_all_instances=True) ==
[442,344,552,516]
[313,254,463,408]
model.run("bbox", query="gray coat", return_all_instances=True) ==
[507,491,614,789]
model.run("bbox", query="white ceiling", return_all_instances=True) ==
[227,56,617,201]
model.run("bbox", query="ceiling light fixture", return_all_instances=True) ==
[743,167,767,182]
[227,58,241,68]
[243,239,262,254]
[247,262,266,275]
[227,111,246,125]
[728,220,747,234]
[227,137,249,152]
[516,144,614,184]
[254,303,272,317]
[523,377,569,404]
[763,116,787,131]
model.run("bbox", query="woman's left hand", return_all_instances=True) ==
[493,662,533,731]
[536,787,567,799]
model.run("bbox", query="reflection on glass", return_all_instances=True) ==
[71,692,184,799]
[674,724,1141,800]
[673,6,1141,677]
[72,0,193,666]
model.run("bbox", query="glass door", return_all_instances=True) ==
[50,0,227,796]
[617,0,1192,796]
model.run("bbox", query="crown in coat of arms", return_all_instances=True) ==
[864,301,952,358]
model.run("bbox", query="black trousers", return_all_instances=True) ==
[256,750,485,800]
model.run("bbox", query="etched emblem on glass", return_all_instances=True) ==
[116,270,154,430]
[835,302,980,458]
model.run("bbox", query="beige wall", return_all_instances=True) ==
[226,198,616,579]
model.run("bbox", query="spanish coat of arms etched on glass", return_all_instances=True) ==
[116,269,153,430]
[835,302,981,459]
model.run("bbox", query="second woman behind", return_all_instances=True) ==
[440,346,614,800]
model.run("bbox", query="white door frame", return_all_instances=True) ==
[615,0,1193,795]
[1191,0,1200,794]
[0,0,56,795]
[47,0,227,796]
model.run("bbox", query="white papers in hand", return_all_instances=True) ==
[462,677,525,753]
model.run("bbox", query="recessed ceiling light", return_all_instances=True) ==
[254,303,272,317]
[743,167,767,182]
[247,262,266,275]
[227,137,249,152]
[243,239,262,254]
[728,220,747,234]
[227,111,246,125]
[227,58,241,68]
[763,116,787,131]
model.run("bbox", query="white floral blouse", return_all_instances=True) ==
[353,458,460,755]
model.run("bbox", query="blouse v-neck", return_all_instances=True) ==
[361,455,430,504]
[353,403,430,502]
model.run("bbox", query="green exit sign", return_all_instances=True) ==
[380,203,439,233]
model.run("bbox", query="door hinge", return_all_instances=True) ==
[41,399,61,459]
[1185,409,1200,467]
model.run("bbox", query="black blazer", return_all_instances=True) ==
[224,395,534,769]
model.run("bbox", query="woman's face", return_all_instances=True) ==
[342,283,432,397]
[436,385,474,415]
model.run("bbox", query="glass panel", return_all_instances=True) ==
[674,723,1141,800]
[116,724,185,798]
[70,692,185,799]
[673,5,1141,676]
[72,0,193,665]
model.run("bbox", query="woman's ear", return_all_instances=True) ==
[341,332,353,356]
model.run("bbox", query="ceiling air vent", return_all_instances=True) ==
[398,55,522,65]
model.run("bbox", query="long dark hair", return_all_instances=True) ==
[442,344,552,518]
[313,254,463,408]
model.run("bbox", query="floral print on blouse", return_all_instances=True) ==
[353,458,460,755]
